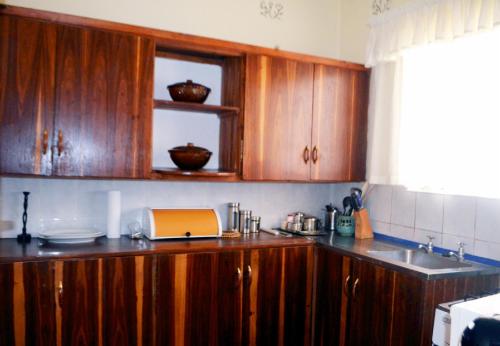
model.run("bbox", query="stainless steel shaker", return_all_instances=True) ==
[250,216,261,233]
[239,210,252,234]
[227,202,240,231]
[325,208,339,232]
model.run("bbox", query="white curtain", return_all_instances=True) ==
[366,0,500,198]
[366,0,500,67]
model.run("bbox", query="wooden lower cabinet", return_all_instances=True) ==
[314,247,500,346]
[155,246,314,346]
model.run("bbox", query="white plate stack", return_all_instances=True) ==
[38,228,105,244]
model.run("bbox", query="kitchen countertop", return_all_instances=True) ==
[0,233,313,263]
[311,232,500,280]
[0,232,498,280]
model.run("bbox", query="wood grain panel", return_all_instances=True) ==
[243,55,314,181]
[0,15,55,175]
[155,254,176,346]
[23,261,57,346]
[53,25,154,178]
[349,70,369,181]
[313,248,345,346]
[102,256,138,346]
[283,246,314,346]
[216,251,244,345]
[0,263,15,345]
[252,247,284,345]
[61,259,100,345]
[347,259,395,346]
[311,65,369,181]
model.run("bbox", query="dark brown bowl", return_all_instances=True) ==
[167,80,211,103]
[168,143,212,170]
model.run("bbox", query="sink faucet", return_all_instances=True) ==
[449,242,466,262]
[418,236,434,254]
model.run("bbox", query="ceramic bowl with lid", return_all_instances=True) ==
[168,143,212,170]
[167,80,211,103]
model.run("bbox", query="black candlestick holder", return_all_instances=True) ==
[17,191,32,243]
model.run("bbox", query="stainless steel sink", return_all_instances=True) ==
[367,249,473,270]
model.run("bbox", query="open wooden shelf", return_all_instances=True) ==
[154,99,239,115]
[151,168,240,181]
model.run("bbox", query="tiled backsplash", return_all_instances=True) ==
[0,177,334,238]
[366,185,500,261]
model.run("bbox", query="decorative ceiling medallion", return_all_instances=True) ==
[260,1,285,20]
[372,0,391,15]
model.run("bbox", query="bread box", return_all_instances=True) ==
[143,208,222,240]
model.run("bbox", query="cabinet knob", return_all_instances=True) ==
[57,281,63,307]
[235,267,242,288]
[245,265,253,286]
[312,146,318,163]
[352,278,360,298]
[303,146,310,164]
[343,275,351,297]
[42,129,49,155]
[57,130,64,156]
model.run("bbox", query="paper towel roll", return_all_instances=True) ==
[107,191,121,238]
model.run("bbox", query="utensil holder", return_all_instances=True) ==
[354,208,373,239]
[336,215,355,237]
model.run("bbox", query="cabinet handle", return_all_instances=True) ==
[235,267,242,288]
[42,129,49,155]
[57,130,64,156]
[57,281,63,307]
[312,146,318,163]
[343,275,351,297]
[303,146,310,164]
[245,265,253,286]
[352,278,360,298]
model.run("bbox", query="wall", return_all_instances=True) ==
[4,0,341,59]
[367,185,500,261]
[0,177,334,237]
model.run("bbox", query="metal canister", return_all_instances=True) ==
[250,216,261,233]
[239,210,252,234]
[227,202,240,231]
[325,208,339,232]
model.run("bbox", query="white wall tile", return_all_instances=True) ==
[0,177,334,237]
[390,186,416,227]
[371,220,391,235]
[442,234,474,254]
[443,195,476,237]
[366,185,392,222]
[475,198,500,243]
[474,240,500,261]
[413,228,443,247]
[389,224,414,241]
[415,192,443,232]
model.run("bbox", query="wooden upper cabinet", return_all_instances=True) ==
[0,15,56,175]
[311,65,369,181]
[243,55,314,181]
[53,25,154,178]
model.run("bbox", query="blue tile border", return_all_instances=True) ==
[373,232,500,268]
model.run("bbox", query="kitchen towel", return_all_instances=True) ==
[107,190,121,238]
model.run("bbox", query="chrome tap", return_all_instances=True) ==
[418,236,435,254]
[448,242,466,262]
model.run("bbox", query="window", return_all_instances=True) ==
[397,28,500,198]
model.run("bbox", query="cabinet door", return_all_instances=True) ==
[314,248,351,346]
[243,55,314,181]
[0,15,56,175]
[53,25,154,178]
[57,259,100,345]
[346,259,395,346]
[311,65,369,181]
[0,261,57,346]
[246,246,314,346]
[155,251,244,345]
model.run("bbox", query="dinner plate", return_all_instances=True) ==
[38,228,105,244]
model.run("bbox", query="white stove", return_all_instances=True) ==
[432,289,500,346]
